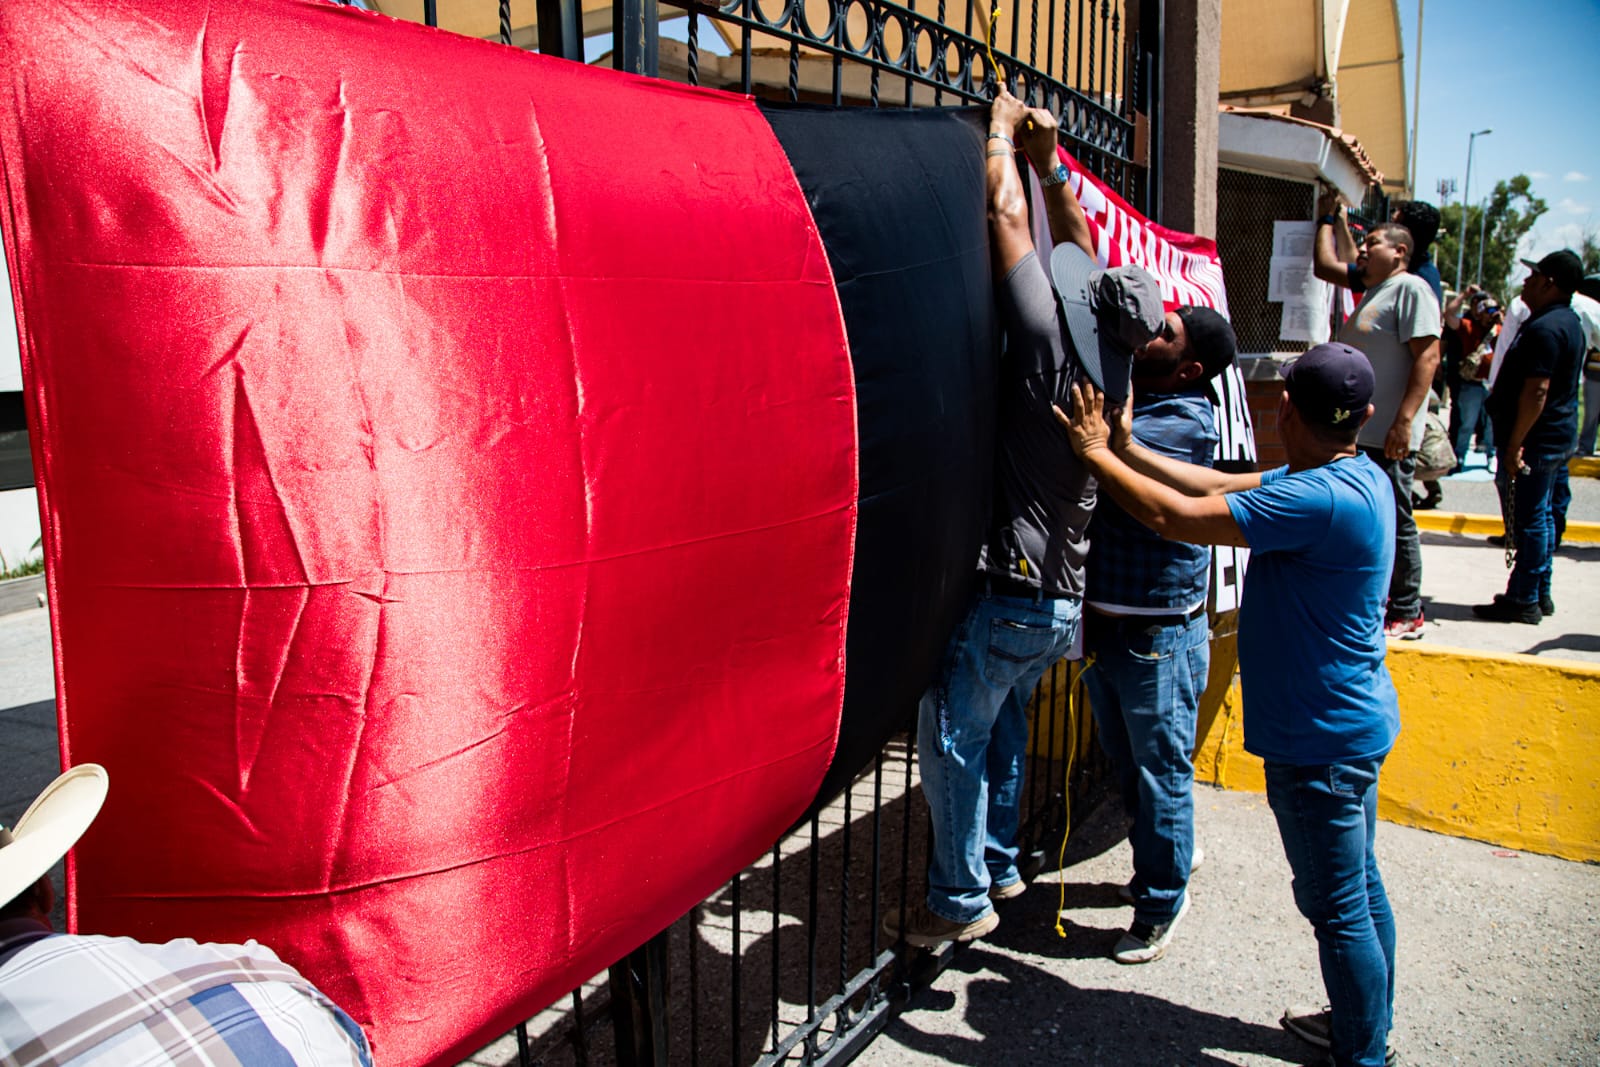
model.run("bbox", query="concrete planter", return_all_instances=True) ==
[0,573,45,616]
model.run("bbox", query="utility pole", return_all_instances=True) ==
[1456,129,1492,289]
[1476,195,1491,287]
[1408,0,1424,196]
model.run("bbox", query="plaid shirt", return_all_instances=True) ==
[1085,391,1217,612]
[0,921,371,1067]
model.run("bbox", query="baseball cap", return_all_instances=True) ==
[1578,273,1600,304]
[1520,250,1584,294]
[1284,342,1375,429]
[1048,244,1164,403]
[1175,305,1238,377]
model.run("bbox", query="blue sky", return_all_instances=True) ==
[1399,0,1600,267]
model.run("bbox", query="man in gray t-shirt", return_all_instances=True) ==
[882,88,1162,948]
[1332,222,1441,639]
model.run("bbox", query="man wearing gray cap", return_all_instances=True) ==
[1059,342,1402,1067]
[883,87,1165,948]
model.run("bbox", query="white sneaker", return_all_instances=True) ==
[1112,892,1189,964]
[1118,842,1204,905]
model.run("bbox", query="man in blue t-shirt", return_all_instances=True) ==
[1057,342,1401,1067]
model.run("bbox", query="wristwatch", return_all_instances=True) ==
[1040,162,1070,188]
[1318,213,1340,227]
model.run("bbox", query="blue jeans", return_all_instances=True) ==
[1358,447,1421,620]
[1449,380,1492,461]
[1579,377,1600,456]
[1496,454,1563,605]
[918,591,1081,923]
[1082,610,1208,925]
[1265,759,1395,1067]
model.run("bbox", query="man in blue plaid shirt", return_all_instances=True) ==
[1080,304,1236,965]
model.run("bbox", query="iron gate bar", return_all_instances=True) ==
[537,0,586,60]
[654,0,1134,165]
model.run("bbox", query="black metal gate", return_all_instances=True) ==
[352,2,1159,1063]
[461,662,1103,1067]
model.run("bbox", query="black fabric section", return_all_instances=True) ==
[0,394,31,490]
[761,104,997,814]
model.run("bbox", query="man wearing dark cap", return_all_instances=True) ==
[884,87,1164,947]
[1058,342,1401,1067]
[1476,250,1589,622]
[1080,303,1237,964]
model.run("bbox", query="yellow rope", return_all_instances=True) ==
[1054,656,1090,939]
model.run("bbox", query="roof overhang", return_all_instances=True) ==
[1217,107,1377,205]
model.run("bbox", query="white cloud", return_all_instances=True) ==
[1523,220,1592,263]
[1564,171,1591,182]
[1529,170,1551,180]
[1558,197,1593,215]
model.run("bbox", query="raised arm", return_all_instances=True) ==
[1014,101,1092,257]
[985,90,1036,279]
[1443,284,1478,329]
[1313,190,1357,289]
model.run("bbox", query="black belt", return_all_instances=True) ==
[986,574,1057,602]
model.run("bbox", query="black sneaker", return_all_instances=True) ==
[1282,1005,1398,1065]
[1497,592,1556,617]
[1472,598,1542,624]
[1486,534,1506,547]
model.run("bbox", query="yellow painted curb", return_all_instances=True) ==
[1415,511,1600,543]
[1570,455,1600,478]
[1194,645,1600,862]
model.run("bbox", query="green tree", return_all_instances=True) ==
[1580,228,1600,276]
[1433,174,1546,304]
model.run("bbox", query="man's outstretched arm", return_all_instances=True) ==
[1053,392,1262,498]
[1056,383,1253,547]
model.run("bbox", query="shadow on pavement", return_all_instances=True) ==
[1521,633,1600,657]
[881,944,1312,1065]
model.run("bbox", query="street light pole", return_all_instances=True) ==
[1476,195,1491,289]
[1456,128,1492,288]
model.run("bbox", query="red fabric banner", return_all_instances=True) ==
[0,2,855,1063]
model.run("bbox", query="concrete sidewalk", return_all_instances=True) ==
[856,785,1600,1066]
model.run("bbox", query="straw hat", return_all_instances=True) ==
[0,765,108,907]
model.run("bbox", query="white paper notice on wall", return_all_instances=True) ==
[1272,219,1317,259]
[1267,220,1332,343]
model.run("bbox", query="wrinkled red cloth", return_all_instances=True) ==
[0,1,855,1063]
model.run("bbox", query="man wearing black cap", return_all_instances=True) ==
[1475,250,1589,623]
[884,87,1164,948]
[1059,342,1401,1067]
[1080,305,1237,965]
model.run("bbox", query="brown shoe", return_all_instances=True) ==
[988,879,1026,902]
[882,902,999,947]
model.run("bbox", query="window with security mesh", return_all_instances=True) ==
[1215,168,1318,356]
